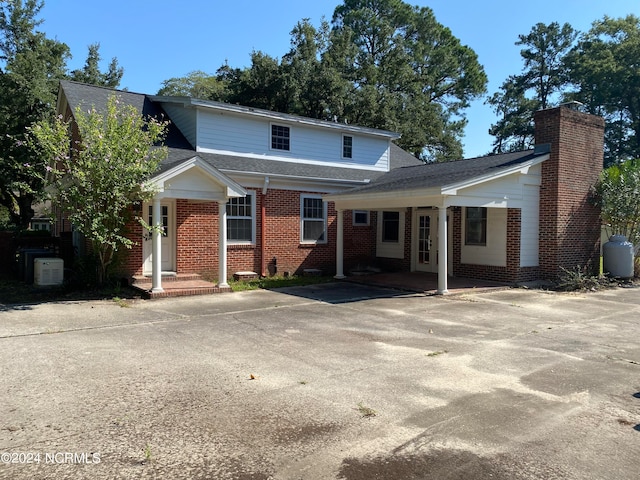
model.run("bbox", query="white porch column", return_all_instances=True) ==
[151,197,164,293]
[218,200,229,288]
[334,209,345,279]
[437,206,448,295]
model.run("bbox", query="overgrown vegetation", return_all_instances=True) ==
[555,266,625,292]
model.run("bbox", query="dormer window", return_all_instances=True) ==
[271,124,290,151]
[342,135,353,159]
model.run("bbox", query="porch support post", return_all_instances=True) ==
[218,200,229,288]
[334,209,345,279]
[437,206,448,295]
[151,197,164,293]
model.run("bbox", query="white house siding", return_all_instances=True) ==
[461,208,507,266]
[520,182,540,267]
[194,110,389,170]
[161,104,197,147]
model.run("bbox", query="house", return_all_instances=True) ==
[54,81,604,296]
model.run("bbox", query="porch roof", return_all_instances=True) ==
[325,146,550,210]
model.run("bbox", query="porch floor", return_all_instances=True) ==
[345,271,510,295]
[130,273,231,299]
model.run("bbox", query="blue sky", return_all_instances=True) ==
[41,0,639,158]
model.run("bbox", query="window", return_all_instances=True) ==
[342,135,353,158]
[382,211,400,242]
[227,192,255,243]
[352,210,369,226]
[465,207,487,245]
[301,195,327,243]
[148,205,169,236]
[271,124,290,151]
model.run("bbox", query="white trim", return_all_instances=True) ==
[149,156,246,198]
[441,155,549,195]
[226,190,256,245]
[376,209,405,259]
[300,194,328,245]
[352,210,370,226]
[198,147,388,172]
[269,122,291,152]
[151,96,401,139]
[342,134,353,159]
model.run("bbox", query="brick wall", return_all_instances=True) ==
[115,188,373,281]
[534,106,604,279]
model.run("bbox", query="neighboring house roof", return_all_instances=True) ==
[57,81,422,185]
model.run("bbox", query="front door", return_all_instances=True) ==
[415,210,438,272]
[143,201,175,275]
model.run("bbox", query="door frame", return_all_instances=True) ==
[413,209,438,272]
[412,207,454,274]
[142,199,176,275]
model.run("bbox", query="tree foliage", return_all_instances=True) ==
[489,15,640,165]
[487,22,577,153]
[0,0,124,229]
[26,95,168,284]
[593,158,640,247]
[157,0,487,162]
[565,15,640,165]
[69,42,123,88]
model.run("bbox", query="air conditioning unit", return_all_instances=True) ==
[34,258,64,286]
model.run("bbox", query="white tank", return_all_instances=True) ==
[603,235,634,278]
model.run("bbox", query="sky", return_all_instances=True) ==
[39,0,640,159]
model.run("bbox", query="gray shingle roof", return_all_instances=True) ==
[337,149,548,195]
[58,81,422,184]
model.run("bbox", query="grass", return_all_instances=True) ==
[426,350,448,357]
[229,274,335,292]
[356,402,377,418]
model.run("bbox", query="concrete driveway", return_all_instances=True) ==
[1,283,639,479]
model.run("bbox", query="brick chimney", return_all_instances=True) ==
[534,105,604,279]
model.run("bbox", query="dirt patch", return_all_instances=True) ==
[337,449,570,480]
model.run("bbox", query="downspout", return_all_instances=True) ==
[261,176,270,277]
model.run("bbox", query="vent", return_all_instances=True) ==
[34,258,64,286]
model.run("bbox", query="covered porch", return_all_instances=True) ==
[141,155,246,295]
[325,147,550,294]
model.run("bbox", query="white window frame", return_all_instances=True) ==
[270,123,291,151]
[342,134,353,159]
[226,191,256,245]
[352,210,369,226]
[300,194,327,244]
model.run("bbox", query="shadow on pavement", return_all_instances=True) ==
[270,281,419,304]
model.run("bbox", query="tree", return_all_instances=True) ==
[487,22,577,153]
[565,15,640,165]
[158,69,229,99]
[69,42,123,88]
[0,0,70,228]
[331,0,487,160]
[26,95,169,284]
[157,0,487,161]
[593,158,640,248]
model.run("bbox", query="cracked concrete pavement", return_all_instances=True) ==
[1,282,639,479]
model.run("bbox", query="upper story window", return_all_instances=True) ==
[271,124,290,151]
[342,135,353,159]
[301,195,327,244]
[226,192,256,244]
[465,207,487,246]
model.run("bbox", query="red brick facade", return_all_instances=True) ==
[104,106,606,286]
[534,107,604,279]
